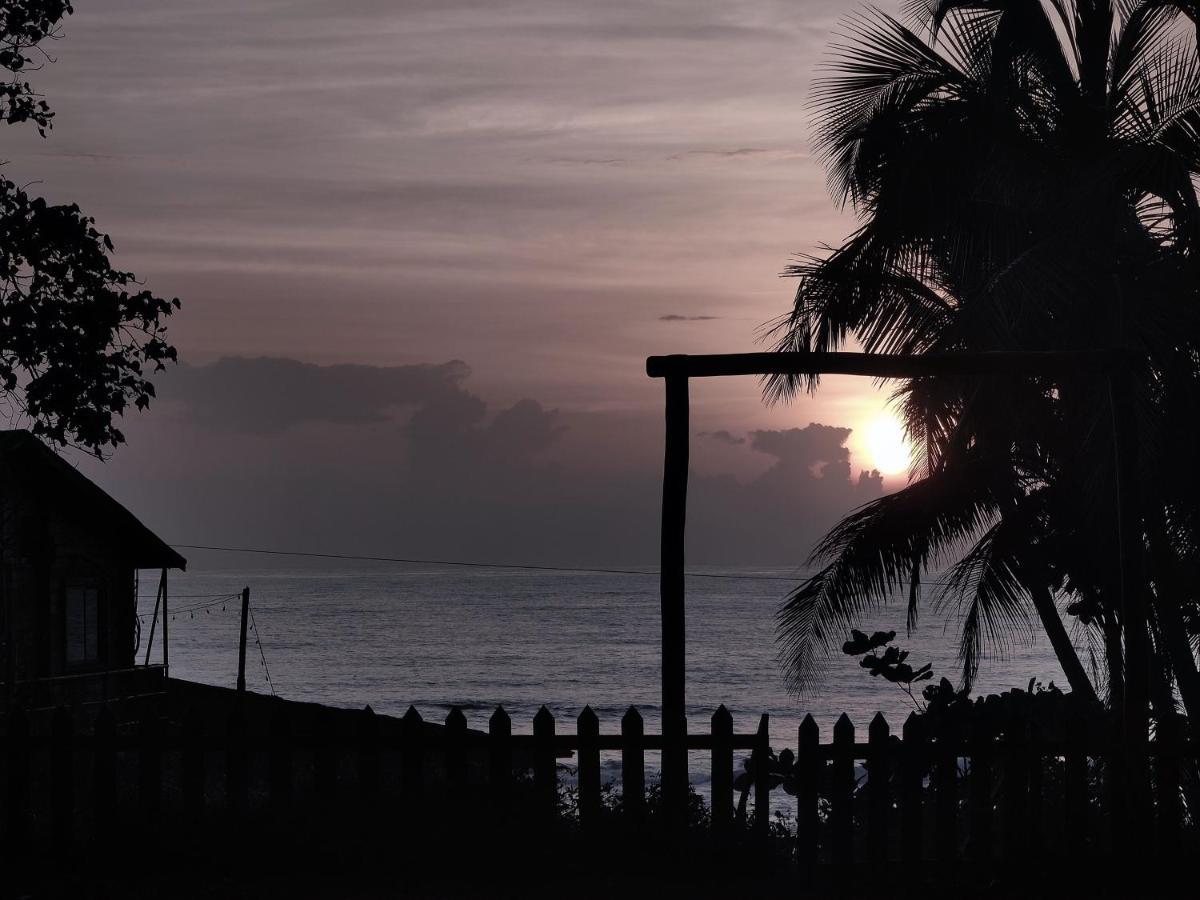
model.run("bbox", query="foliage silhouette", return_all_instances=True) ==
[0,1,178,454]
[770,0,1200,728]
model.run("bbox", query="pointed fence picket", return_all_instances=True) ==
[0,700,1194,871]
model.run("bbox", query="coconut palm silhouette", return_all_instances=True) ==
[771,0,1200,728]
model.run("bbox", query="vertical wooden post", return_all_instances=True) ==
[225,706,248,824]
[934,720,958,870]
[796,715,820,878]
[1001,707,1028,861]
[709,705,733,832]
[357,706,379,831]
[401,706,425,813]
[1026,704,1044,859]
[968,719,993,864]
[533,705,557,822]
[752,713,770,841]
[620,707,645,823]
[900,712,924,868]
[50,706,72,848]
[489,706,512,822]
[1063,699,1088,855]
[93,706,117,844]
[314,715,337,824]
[831,714,854,870]
[182,706,205,827]
[867,712,890,873]
[444,706,467,819]
[160,568,169,675]
[5,708,29,850]
[577,706,600,827]
[236,587,250,693]
[660,371,689,816]
[142,575,163,667]
[269,703,292,820]
[139,713,162,834]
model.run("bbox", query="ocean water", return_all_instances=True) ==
[144,563,1067,754]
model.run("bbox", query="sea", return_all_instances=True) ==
[146,562,1067,805]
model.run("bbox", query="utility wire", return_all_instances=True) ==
[171,543,805,583]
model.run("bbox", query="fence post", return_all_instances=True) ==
[1154,711,1182,860]
[533,705,557,823]
[226,706,248,823]
[752,713,770,841]
[93,706,117,844]
[139,713,162,837]
[1026,703,1044,859]
[710,705,733,833]
[900,712,924,868]
[50,706,72,849]
[1063,698,1088,856]
[5,708,30,850]
[831,713,855,871]
[577,706,600,827]
[183,705,205,828]
[489,706,512,822]
[314,714,337,825]
[968,717,993,864]
[444,707,467,821]
[934,718,958,871]
[867,712,890,873]
[269,702,293,820]
[796,715,820,879]
[1001,706,1028,861]
[401,706,425,812]
[357,705,379,840]
[621,707,645,823]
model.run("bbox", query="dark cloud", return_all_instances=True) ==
[701,430,746,445]
[660,314,721,322]
[80,357,885,568]
[161,357,473,433]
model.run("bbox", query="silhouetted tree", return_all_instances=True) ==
[0,2,178,455]
[772,0,1200,726]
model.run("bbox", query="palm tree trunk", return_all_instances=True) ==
[1029,584,1097,702]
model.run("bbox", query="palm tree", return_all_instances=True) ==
[772,0,1200,726]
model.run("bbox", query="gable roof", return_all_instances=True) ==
[0,430,186,571]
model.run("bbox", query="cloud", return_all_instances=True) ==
[700,429,745,445]
[659,314,721,322]
[80,356,885,568]
[160,357,473,433]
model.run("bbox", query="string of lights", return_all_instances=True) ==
[248,604,276,696]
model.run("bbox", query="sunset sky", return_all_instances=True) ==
[4,0,913,566]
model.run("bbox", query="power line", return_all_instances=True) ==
[170,543,805,583]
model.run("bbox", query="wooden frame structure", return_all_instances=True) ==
[645,349,1147,817]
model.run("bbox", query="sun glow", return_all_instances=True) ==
[864,414,913,476]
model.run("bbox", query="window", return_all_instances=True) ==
[66,587,100,665]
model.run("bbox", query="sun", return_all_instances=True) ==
[864,414,912,476]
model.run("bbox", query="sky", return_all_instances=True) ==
[3,0,913,566]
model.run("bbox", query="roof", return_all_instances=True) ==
[0,430,186,571]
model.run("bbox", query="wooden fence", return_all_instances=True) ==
[0,701,1194,867]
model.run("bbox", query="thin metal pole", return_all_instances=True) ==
[660,373,689,813]
[160,568,169,676]
[237,587,250,692]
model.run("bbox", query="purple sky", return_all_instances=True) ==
[4,0,911,565]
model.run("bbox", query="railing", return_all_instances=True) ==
[2,666,165,711]
[0,700,1194,867]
